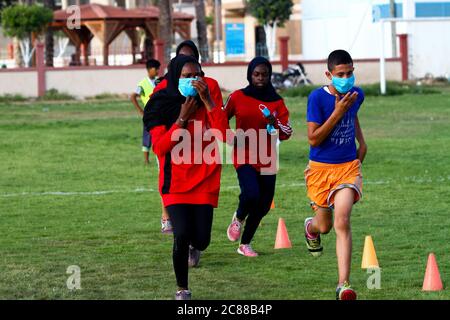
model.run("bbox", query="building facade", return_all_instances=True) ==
[301,0,450,78]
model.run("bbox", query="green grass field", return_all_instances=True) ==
[1,88,449,300]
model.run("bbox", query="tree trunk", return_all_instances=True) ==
[158,0,173,65]
[45,29,54,66]
[13,38,24,68]
[194,0,209,62]
[213,0,222,62]
[44,0,56,67]
[264,23,277,60]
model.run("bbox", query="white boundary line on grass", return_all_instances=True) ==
[1,176,449,198]
[0,180,389,198]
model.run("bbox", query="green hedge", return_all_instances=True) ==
[38,89,75,101]
[0,94,27,102]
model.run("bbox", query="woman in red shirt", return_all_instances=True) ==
[152,41,223,236]
[143,55,227,300]
[224,57,293,257]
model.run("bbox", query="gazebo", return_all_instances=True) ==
[51,4,194,66]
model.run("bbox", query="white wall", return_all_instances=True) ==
[406,20,450,78]
[0,59,403,98]
[301,0,450,78]
[43,61,404,96]
[301,0,398,60]
[46,67,145,97]
[203,64,248,91]
[0,71,38,97]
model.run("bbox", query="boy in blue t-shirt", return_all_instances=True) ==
[304,50,367,300]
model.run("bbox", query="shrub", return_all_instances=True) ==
[39,88,75,101]
[0,94,28,102]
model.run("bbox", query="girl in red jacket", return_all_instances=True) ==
[152,41,223,236]
[225,57,292,257]
[143,55,227,300]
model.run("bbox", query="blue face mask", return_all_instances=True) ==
[178,77,198,97]
[332,74,355,94]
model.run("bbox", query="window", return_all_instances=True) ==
[416,2,450,17]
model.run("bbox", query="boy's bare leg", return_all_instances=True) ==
[144,151,150,164]
[309,207,333,235]
[333,188,355,284]
[304,206,332,257]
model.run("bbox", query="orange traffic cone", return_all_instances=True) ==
[422,253,444,291]
[270,199,275,209]
[274,218,292,249]
[361,235,379,269]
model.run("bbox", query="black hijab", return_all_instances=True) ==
[176,40,200,61]
[241,56,282,102]
[143,55,200,131]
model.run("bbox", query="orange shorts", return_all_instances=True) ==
[304,159,363,210]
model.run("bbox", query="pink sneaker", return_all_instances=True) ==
[237,244,258,257]
[227,212,242,242]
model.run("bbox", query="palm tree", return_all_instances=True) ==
[44,0,55,66]
[158,0,173,64]
[194,0,209,62]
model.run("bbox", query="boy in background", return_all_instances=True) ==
[130,59,161,164]
[304,50,367,300]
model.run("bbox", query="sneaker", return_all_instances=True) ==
[237,244,258,257]
[227,212,242,242]
[175,289,192,300]
[161,219,173,234]
[336,282,357,300]
[188,245,201,267]
[304,217,323,257]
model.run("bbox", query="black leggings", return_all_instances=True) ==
[236,165,276,245]
[166,204,214,289]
